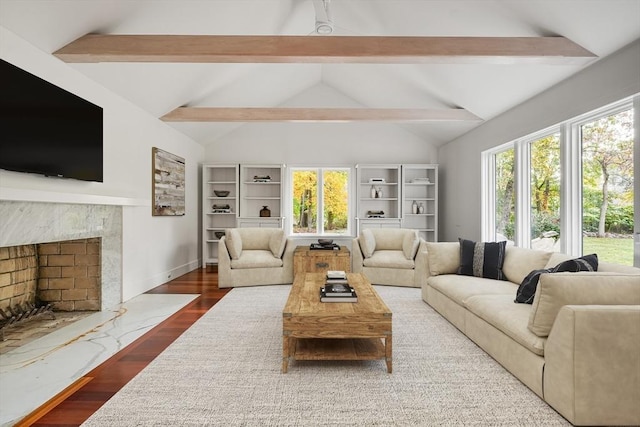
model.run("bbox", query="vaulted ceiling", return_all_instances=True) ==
[1,0,639,147]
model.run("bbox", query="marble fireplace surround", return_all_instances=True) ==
[0,201,122,310]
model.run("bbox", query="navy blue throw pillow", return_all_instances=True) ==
[514,254,598,304]
[457,238,507,280]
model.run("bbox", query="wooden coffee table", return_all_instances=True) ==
[282,272,392,373]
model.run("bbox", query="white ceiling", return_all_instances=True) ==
[1,0,639,147]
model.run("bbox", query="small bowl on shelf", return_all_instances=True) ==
[318,239,334,246]
[214,231,225,239]
[214,190,230,197]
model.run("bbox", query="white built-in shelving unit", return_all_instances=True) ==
[202,164,239,266]
[239,164,284,228]
[355,164,402,233]
[401,164,438,242]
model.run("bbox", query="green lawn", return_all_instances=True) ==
[583,237,634,266]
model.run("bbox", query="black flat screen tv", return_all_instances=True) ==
[0,59,103,182]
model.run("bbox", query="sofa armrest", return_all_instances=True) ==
[280,238,296,283]
[544,305,640,426]
[352,237,364,273]
[413,239,429,287]
[218,236,232,288]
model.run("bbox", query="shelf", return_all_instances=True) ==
[244,181,281,185]
[244,196,281,200]
[361,182,398,186]
[207,181,236,184]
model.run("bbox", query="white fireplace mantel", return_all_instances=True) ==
[0,186,149,207]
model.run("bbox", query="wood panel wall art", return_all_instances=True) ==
[152,147,185,216]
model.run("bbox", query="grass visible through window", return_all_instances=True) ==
[583,237,634,266]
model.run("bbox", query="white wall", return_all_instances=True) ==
[438,39,640,242]
[0,26,204,303]
[205,84,438,165]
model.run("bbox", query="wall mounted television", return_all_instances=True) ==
[0,59,104,182]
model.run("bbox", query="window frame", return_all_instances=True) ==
[482,95,637,262]
[288,166,352,237]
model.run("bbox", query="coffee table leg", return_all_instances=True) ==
[385,335,392,373]
[282,335,290,373]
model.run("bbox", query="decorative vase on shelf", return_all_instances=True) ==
[260,206,271,217]
[412,200,418,214]
[418,203,425,214]
[370,186,377,199]
[377,187,383,198]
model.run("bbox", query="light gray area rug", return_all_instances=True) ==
[82,285,568,426]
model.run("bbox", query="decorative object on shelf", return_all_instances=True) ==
[214,231,225,239]
[214,190,230,197]
[152,147,185,216]
[412,200,418,214]
[418,203,425,214]
[260,206,271,217]
[212,204,231,213]
[253,175,271,182]
[376,187,383,198]
[366,210,385,218]
[368,178,386,184]
[370,185,377,198]
[411,177,431,184]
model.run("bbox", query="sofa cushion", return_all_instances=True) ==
[426,242,460,276]
[427,274,518,306]
[268,229,287,258]
[363,250,415,269]
[230,250,284,269]
[465,294,546,356]
[503,246,553,284]
[515,254,599,304]
[238,228,273,250]
[528,272,640,337]
[598,262,640,274]
[458,238,506,280]
[359,229,376,258]
[371,228,406,250]
[402,230,420,260]
[225,229,242,260]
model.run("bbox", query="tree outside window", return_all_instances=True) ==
[292,168,349,235]
[582,108,634,265]
[495,148,515,242]
[530,134,561,251]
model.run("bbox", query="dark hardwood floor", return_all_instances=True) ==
[17,269,229,426]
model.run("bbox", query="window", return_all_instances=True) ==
[483,96,638,266]
[494,148,515,242]
[291,168,350,236]
[580,108,634,264]
[530,133,561,251]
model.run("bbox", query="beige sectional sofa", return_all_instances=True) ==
[422,242,640,426]
[352,228,428,288]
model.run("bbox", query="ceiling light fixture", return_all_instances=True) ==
[315,22,333,35]
[313,0,333,35]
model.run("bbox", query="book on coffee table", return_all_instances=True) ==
[326,270,347,279]
[320,288,358,303]
[324,283,355,294]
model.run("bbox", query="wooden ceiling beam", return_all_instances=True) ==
[54,35,596,64]
[160,107,482,123]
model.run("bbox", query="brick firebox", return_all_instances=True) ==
[0,238,101,313]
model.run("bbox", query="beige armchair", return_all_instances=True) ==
[218,228,295,288]
[352,228,428,288]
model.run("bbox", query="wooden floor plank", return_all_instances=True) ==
[18,269,229,426]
